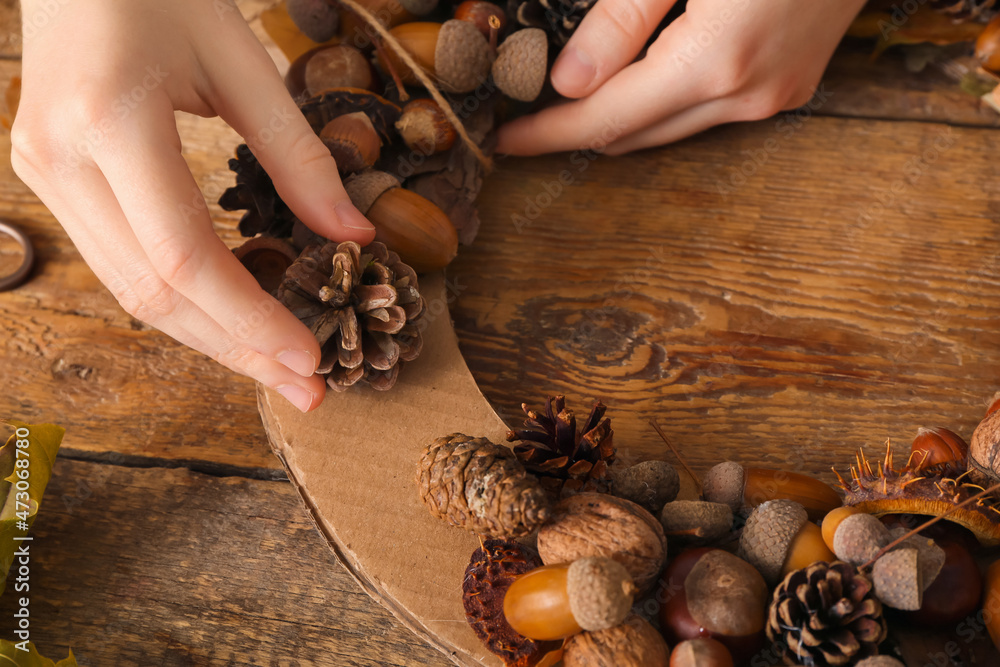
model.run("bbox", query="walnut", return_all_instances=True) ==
[562,614,669,667]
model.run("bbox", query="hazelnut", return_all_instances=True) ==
[537,493,667,592]
[702,462,842,521]
[320,112,381,174]
[563,614,670,667]
[969,408,1000,484]
[492,28,548,102]
[304,45,376,96]
[659,500,733,548]
[454,0,508,38]
[739,499,833,585]
[287,0,340,43]
[832,512,891,566]
[613,460,680,514]
[872,547,923,610]
[378,20,492,93]
[503,557,636,640]
[395,98,457,156]
[909,426,967,472]
[338,0,415,42]
[669,638,734,667]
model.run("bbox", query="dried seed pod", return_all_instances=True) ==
[288,0,340,42]
[537,493,667,592]
[416,433,551,538]
[969,408,1000,485]
[872,547,922,610]
[320,112,382,174]
[232,237,299,294]
[378,20,492,92]
[612,460,680,514]
[304,45,376,96]
[344,170,459,272]
[503,557,636,639]
[563,614,670,667]
[702,461,842,521]
[669,638,734,667]
[454,0,508,37]
[739,499,833,585]
[492,28,548,102]
[659,500,733,548]
[832,512,891,566]
[395,98,457,155]
[909,426,968,473]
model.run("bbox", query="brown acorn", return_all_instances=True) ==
[377,20,492,92]
[304,45,377,96]
[320,112,382,174]
[492,28,547,102]
[344,170,458,272]
[395,98,457,155]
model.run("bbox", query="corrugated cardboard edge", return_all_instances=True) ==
[257,273,509,667]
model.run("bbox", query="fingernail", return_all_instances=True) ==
[553,47,596,93]
[335,202,376,232]
[276,384,316,413]
[276,348,317,377]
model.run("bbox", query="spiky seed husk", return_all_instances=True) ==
[832,513,891,566]
[416,433,551,538]
[659,500,733,547]
[492,28,548,102]
[702,461,745,511]
[872,548,922,610]
[436,20,492,93]
[767,561,887,666]
[738,499,808,585]
[566,557,636,632]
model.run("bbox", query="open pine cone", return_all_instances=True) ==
[277,240,424,392]
[506,395,615,498]
[508,0,596,45]
[218,144,297,239]
[767,561,888,666]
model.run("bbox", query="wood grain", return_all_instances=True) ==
[0,457,452,667]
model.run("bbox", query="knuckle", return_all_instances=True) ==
[214,344,259,375]
[594,0,653,43]
[9,121,57,174]
[149,234,202,287]
[114,273,179,321]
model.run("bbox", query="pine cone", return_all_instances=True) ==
[930,0,998,21]
[767,561,888,666]
[507,0,596,45]
[417,433,552,538]
[506,395,616,498]
[277,240,424,392]
[218,144,297,239]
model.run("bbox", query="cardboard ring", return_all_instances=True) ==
[0,220,35,292]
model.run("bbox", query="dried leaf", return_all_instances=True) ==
[849,8,986,56]
[1,76,20,131]
[260,1,339,63]
[0,642,76,666]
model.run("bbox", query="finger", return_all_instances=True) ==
[602,97,736,155]
[551,0,679,98]
[196,21,375,244]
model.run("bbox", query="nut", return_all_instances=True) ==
[492,28,548,102]
[855,658,906,667]
[287,0,339,43]
[320,112,381,174]
[379,21,492,92]
[454,0,508,38]
[901,539,982,627]
[873,547,922,610]
[820,505,861,551]
[566,557,637,632]
[701,461,744,512]
[537,493,667,592]
[684,550,768,638]
[703,462,842,521]
[659,500,733,547]
[738,499,808,585]
[612,460,680,514]
[399,0,438,15]
[887,526,945,591]
[985,559,1000,651]
[780,520,835,577]
[232,237,300,294]
[669,637,734,667]
[909,427,968,472]
[832,512,891,566]
[976,14,1000,73]
[563,614,670,667]
[305,45,376,96]
[395,98,457,155]
[969,408,1000,485]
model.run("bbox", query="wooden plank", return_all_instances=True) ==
[0,458,451,666]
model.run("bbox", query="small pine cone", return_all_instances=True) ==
[218,144,297,239]
[767,561,887,666]
[417,433,552,538]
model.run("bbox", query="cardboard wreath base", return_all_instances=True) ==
[257,272,509,667]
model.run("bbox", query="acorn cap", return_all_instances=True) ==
[702,461,745,512]
[888,527,946,592]
[685,549,768,637]
[855,658,906,667]
[566,557,636,632]
[320,112,382,174]
[492,28,548,102]
[435,19,492,93]
[872,547,922,610]
[343,170,400,214]
[399,0,438,15]
[287,0,339,43]
[613,460,680,514]
[832,512,891,566]
[659,500,733,546]
[738,499,808,585]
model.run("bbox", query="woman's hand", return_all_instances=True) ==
[497,0,868,155]
[11,0,372,412]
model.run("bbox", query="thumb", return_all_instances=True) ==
[551,0,678,99]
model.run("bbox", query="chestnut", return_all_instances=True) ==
[670,637,734,667]
[900,539,982,627]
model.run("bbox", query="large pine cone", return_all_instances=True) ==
[277,240,424,392]
[508,0,596,45]
[417,433,552,538]
[507,395,616,498]
[767,561,888,666]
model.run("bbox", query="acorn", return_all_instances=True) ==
[886,525,945,592]
[831,512,891,566]
[377,20,492,92]
[320,112,382,174]
[659,500,733,548]
[976,14,1000,74]
[738,499,835,585]
[820,505,862,551]
[669,638,734,667]
[612,460,680,514]
[288,0,340,43]
[395,98,457,156]
[901,539,982,627]
[343,170,458,272]
[303,45,377,96]
[702,461,842,521]
[563,615,670,667]
[855,659,906,667]
[492,28,547,102]
[909,426,967,472]
[454,0,507,38]
[503,557,637,640]
[872,547,923,610]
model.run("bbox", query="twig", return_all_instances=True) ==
[650,420,702,496]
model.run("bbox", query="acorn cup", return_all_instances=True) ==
[376,20,493,92]
[492,28,548,101]
[343,170,459,272]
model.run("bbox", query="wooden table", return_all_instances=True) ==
[1,1,999,665]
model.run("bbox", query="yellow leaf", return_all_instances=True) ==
[260,1,339,63]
